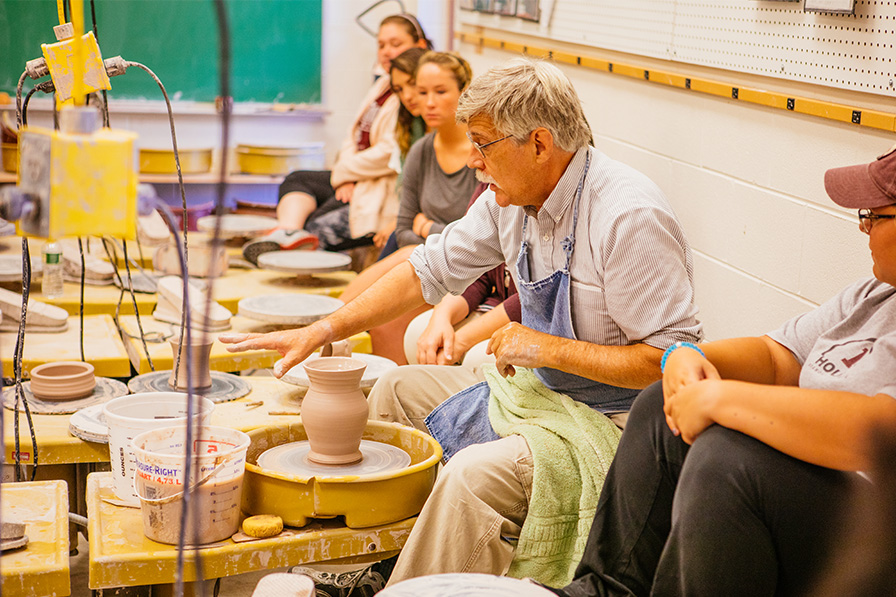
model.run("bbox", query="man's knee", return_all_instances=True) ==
[439,437,533,506]
[367,368,406,421]
[673,426,763,516]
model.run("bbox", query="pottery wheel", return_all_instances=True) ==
[257,250,352,276]
[281,354,398,389]
[127,370,251,403]
[379,574,556,597]
[1,377,128,415]
[69,403,109,443]
[257,440,411,478]
[238,294,344,325]
[0,254,41,282]
[197,214,278,239]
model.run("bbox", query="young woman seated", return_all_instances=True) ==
[336,51,477,364]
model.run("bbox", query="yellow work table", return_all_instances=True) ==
[45,278,156,316]
[2,377,315,467]
[118,314,372,374]
[0,480,71,597]
[86,472,414,590]
[209,267,355,313]
[43,266,355,318]
[0,314,132,378]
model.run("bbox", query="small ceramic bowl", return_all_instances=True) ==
[30,361,96,401]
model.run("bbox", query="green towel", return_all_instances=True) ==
[484,365,622,588]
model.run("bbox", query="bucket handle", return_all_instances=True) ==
[132,452,240,506]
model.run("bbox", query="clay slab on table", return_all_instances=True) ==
[257,250,352,276]
[238,293,344,325]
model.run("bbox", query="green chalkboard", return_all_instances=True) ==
[0,0,321,104]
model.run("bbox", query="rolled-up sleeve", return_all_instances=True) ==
[409,195,508,305]
[601,206,702,349]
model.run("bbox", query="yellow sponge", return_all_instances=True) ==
[241,515,284,538]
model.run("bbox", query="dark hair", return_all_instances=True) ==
[380,13,433,50]
[391,48,428,158]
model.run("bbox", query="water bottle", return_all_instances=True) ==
[41,241,64,299]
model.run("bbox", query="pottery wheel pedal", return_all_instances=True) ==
[153,275,232,331]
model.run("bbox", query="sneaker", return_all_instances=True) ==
[242,228,319,265]
[289,556,395,597]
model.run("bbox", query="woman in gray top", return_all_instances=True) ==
[394,52,477,248]
[335,52,476,364]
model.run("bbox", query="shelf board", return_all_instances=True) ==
[0,171,283,185]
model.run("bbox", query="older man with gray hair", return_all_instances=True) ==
[222,57,701,588]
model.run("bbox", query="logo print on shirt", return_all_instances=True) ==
[811,339,875,377]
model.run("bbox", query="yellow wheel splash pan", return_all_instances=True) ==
[139,148,213,174]
[242,420,442,528]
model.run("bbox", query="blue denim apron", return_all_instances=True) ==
[426,152,637,461]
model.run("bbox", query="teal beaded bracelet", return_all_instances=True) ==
[660,341,705,373]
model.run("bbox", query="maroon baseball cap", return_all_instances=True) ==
[824,144,896,209]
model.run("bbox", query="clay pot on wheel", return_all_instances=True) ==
[30,361,96,400]
[301,357,368,465]
[168,333,214,391]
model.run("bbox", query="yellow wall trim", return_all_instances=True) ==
[457,32,896,134]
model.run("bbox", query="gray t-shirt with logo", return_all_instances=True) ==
[768,277,896,399]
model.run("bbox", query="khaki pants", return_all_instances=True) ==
[366,365,626,585]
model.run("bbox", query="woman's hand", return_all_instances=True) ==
[663,378,724,444]
[412,212,433,238]
[373,223,395,248]
[661,347,721,438]
[662,347,720,402]
[486,323,552,377]
[335,182,355,204]
[219,327,326,378]
[417,312,458,365]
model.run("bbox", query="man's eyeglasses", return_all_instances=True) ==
[466,131,512,159]
[858,208,896,233]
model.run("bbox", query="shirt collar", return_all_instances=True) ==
[534,146,590,222]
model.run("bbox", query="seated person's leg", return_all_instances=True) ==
[277,192,317,231]
[378,230,400,260]
[564,382,851,597]
[340,244,418,304]
[277,170,334,230]
[653,423,850,596]
[389,435,533,585]
[565,382,682,597]
[305,204,350,250]
[368,303,431,365]
[367,364,483,432]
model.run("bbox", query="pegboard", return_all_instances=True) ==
[458,0,896,98]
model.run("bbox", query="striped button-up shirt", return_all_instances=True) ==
[409,147,702,349]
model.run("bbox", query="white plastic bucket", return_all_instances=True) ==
[103,392,215,506]
[132,425,250,544]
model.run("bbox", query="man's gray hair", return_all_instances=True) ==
[456,57,592,152]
